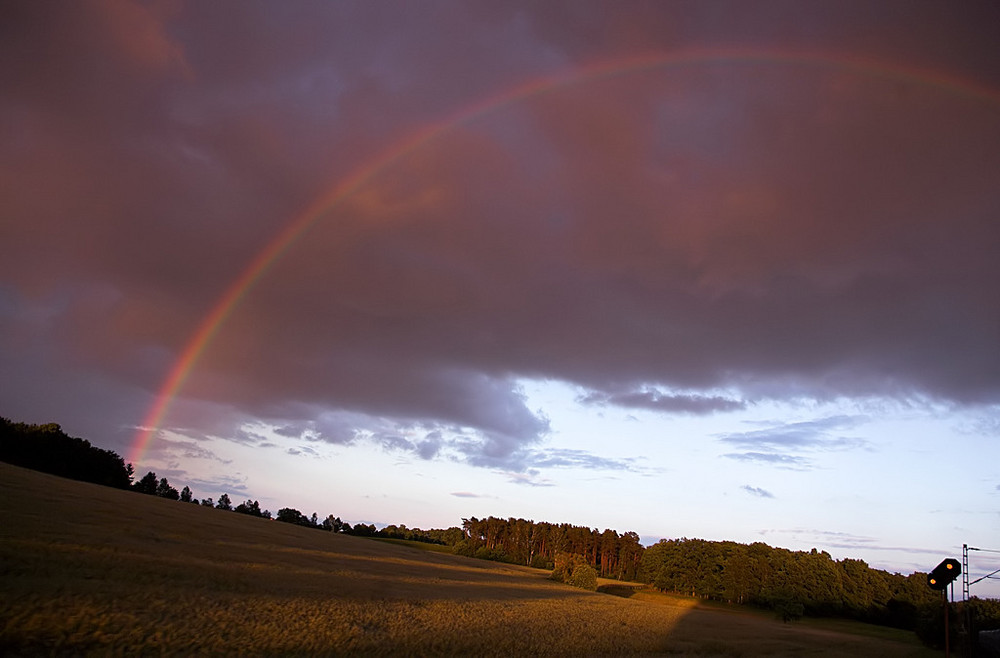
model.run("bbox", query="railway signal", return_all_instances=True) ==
[927,558,961,591]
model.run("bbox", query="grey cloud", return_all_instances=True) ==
[741,485,774,498]
[724,452,811,470]
[719,416,871,452]
[970,411,1000,437]
[151,437,229,463]
[375,434,411,451]
[719,416,870,470]
[579,388,746,414]
[415,434,444,460]
[502,470,556,487]
[183,474,250,499]
[759,528,946,556]
[233,427,270,446]
[273,424,306,439]
[522,448,648,473]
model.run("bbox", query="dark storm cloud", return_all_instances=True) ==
[2,1,999,466]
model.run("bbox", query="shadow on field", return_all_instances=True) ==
[596,583,645,598]
[623,590,939,657]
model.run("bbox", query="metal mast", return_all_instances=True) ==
[963,544,971,602]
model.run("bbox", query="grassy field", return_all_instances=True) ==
[0,463,939,656]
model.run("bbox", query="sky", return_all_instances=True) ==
[2,0,999,595]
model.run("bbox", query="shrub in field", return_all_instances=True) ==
[552,551,597,590]
[551,551,576,582]
[569,563,598,591]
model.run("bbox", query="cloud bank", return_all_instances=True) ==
[2,1,998,470]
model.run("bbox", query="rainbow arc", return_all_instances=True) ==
[128,48,1000,465]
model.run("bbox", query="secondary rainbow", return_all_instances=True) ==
[128,47,1000,465]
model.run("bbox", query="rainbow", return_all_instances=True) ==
[128,47,1000,465]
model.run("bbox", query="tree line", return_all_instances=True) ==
[453,516,644,581]
[0,417,133,489]
[638,537,939,627]
[3,415,997,645]
[129,468,390,537]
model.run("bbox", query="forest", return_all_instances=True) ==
[2,414,996,647]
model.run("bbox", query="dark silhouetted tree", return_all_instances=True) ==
[275,507,323,528]
[276,507,305,524]
[216,493,232,511]
[323,515,348,532]
[133,471,158,495]
[180,486,193,503]
[234,499,263,517]
[350,523,376,537]
[0,417,132,489]
[156,477,179,500]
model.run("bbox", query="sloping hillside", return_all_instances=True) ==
[0,463,934,656]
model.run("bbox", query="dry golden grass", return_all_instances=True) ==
[0,463,937,656]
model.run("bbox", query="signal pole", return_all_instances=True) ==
[927,558,961,658]
[963,544,972,602]
[944,586,950,658]
[964,544,973,658]
[963,545,1000,657]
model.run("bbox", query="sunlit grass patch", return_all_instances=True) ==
[3,591,694,656]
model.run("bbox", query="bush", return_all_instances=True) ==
[552,552,598,590]
[568,563,598,591]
